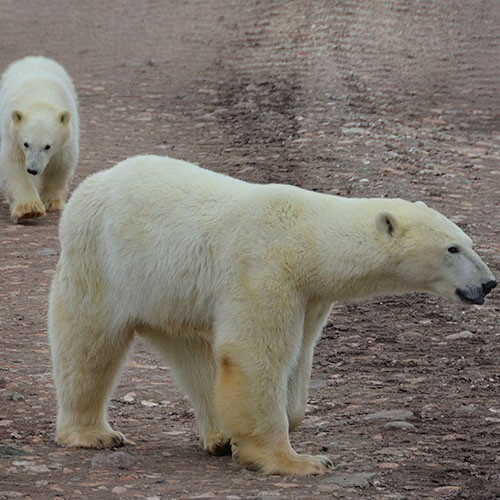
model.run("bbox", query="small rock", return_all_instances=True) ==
[445,331,473,340]
[36,248,59,257]
[383,421,415,431]
[112,486,127,495]
[91,451,135,469]
[433,486,461,493]
[485,417,500,424]
[8,392,24,401]
[141,400,158,407]
[364,409,414,421]
[359,178,370,183]
[0,445,28,457]
[398,332,424,342]
[309,379,326,390]
[0,492,24,498]
[121,392,136,404]
[323,472,377,487]
[455,404,477,416]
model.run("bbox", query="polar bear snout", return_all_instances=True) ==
[455,279,496,305]
[27,167,39,175]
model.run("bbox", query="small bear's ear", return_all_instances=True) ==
[11,110,24,124]
[59,110,71,125]
[415,200,427,208]
[375,210,398,237]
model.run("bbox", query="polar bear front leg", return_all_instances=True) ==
[287,302,332,431]
[40,160,73,211]
[48,284,134,448]
[139,329,231,456]
[2,158,45,223]
[214,296,333,476]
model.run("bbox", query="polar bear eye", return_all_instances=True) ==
[23,142,29,148]
[448,246,459,254]
[44,144,51,150]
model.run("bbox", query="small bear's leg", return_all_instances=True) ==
[1,156,45,223]
[40,161,73,211]
[287,302,332,431]
[140,328,230,456]
[48,284,133,448]
[214,296,333,476]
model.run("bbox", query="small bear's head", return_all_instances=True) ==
[375,201,496,305]
[11,108,71,176]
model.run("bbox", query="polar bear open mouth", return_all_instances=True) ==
[455,288,485,305]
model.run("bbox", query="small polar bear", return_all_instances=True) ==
[48,155,496,476]
[0,56,78,223]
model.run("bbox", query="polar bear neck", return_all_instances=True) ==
[308,196,413,302]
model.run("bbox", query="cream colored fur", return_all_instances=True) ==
[0,56,79,223]
[48,155,495,475]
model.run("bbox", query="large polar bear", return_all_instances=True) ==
[0,56,79,223]
[48,155,496,476]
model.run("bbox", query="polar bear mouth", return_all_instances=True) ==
[455,288,485,305]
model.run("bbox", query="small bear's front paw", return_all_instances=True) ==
[42,197,65,212]
[11,200,46,223]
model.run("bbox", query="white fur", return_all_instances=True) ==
[48,155,495,475]
[0,56,79,223]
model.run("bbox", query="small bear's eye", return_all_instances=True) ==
[23,142,29,148]
[448,246,459,254]
[44,144,51,150]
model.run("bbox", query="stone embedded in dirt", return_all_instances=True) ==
[433,486,461,494]
[141,400,159,407]
[90,451,135,469]
[455,404,477,416]
[445,331,474,340]
[112,486,128,495]
[484,417,500,424]
[322,472,377,488]
[383,421,416,431]
[364,409,414,421]
[36,248,59,257]
[309,379,326,390]
[0,445,28,457]
[8,393,24,401]
[398,332,424,342]
[0,492,24,498]
[121,392,136,404]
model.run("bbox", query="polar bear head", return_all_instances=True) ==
[11,108,71,176]
[375,201,496,305]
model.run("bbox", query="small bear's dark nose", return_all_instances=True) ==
[482,280,497,295]
[27,168,38,175]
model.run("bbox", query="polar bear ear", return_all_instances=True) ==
[59,111,71,125]
[415,201,427,208]
[11,110,24,124]
[375,210,398,237]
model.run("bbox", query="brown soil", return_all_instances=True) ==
[0,1,498,498]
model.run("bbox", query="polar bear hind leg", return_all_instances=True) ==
[48,283,134,448]
[138,327,231,456]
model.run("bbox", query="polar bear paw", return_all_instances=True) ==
[11,200,46,223]
[56,427,134,449]
[42,197,65,212]
[203,432,232,456]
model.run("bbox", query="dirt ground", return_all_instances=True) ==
[0,1,499,498]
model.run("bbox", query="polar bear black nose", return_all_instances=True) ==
[27,168,38,175]
[482,280,497,295]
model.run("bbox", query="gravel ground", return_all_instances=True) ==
[0,1,499,498]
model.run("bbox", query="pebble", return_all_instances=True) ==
[121,392,136,404]
[364,409,414,421]
[141,400,159,407]
[36,248,59,257]
[0,445,28,457]
[90,451,135,469]
[445,331,473,340]
[398,332,424,342]
[383,421,416,431]
[322,472,377,487]
[112,486,127,495]
[309,379,326,390]
[455,404,477,416]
